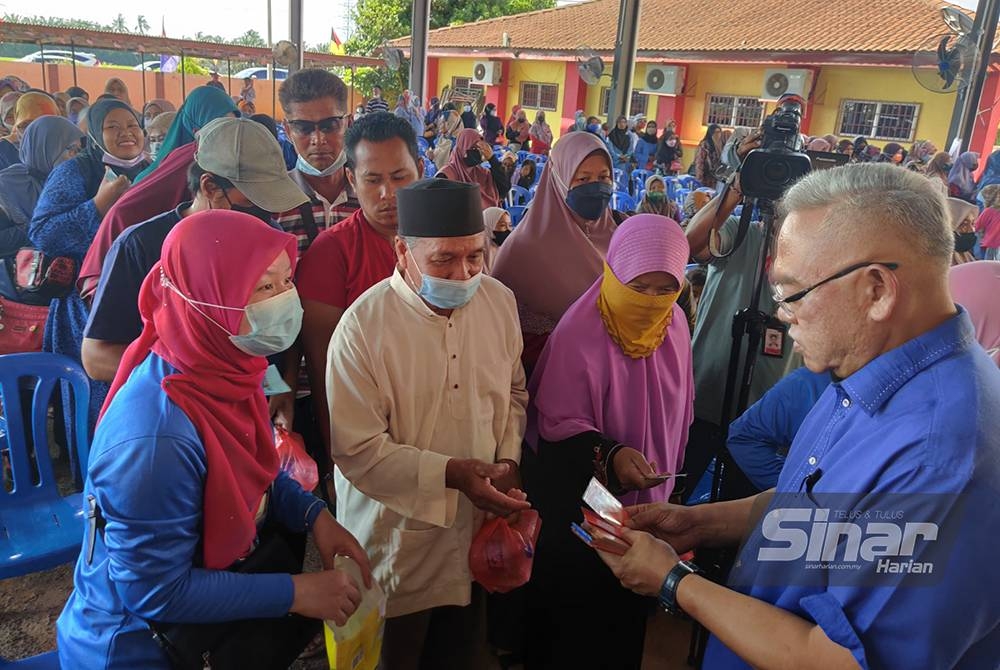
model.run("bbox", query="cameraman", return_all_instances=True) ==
[683,128,800,498]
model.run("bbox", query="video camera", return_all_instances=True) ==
[738,96,812,201]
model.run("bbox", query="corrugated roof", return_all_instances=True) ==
[393,0,982,56]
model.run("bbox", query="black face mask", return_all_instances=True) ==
[954,231,977,253]
[464,149,483,167]
[493,230,511,246]
[565,181,614,221]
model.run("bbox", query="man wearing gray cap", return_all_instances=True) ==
[81,116,308,382]
[327,179,530,669]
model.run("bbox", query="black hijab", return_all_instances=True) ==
[608,116,631,153]
[77,99,148,196]
[639,124,658,145]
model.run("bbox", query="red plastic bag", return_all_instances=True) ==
[469,510,541,593]
[274,427,319,492]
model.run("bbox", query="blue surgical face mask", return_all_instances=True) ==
[405,248,482,309]
[587,123,601,134]
[296,150,346,178]
[229,288,303,356]
[162,272,303,356]
[566,181,614,221]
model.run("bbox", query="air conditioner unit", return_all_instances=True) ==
[643,65,685,95]
[472,61,501,86]
[761,69,812,100]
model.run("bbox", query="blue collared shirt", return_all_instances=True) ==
[705,309,1000,669]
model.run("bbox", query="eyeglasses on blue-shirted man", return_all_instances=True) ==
[771,261,900,316]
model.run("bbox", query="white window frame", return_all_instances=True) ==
[519,81,559,112]
[837,99,921,143]
[704,93,767,128]
[599,87,649,117]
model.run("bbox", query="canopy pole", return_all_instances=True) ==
[181,50,187,101]
[408,0,431,99]
[608,0,642,124]
[70,41,78,86]
[289,0,304,73]
[140,52,148,109]
[39,43,47,91]
[227,58,233,96]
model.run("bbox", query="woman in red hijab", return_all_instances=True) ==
[58,211,372,669]
[438,127,510,209]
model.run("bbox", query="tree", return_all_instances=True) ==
[136,15,150,35]
[233,29,266,48]
[343,0,554,96]
[110,13,128,33]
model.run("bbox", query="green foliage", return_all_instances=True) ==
[178,58,209,75]
[342,0,553,96]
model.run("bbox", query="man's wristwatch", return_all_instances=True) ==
[659,559,703,616]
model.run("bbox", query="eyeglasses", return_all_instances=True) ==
[771,261,900,316]
[286,115,347,137]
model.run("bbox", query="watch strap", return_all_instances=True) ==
[659,559,702,616]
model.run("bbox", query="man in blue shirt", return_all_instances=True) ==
[595,163,1000,668]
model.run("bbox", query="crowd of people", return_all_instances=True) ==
[0,69,998,670]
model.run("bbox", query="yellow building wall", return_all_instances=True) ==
[432,56,954,155]
[505,59,568,139]
[681,63,955,151]
[583,63,660,125]
[810,65,955,149]
[435,57,481,97]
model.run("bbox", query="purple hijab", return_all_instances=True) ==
[526,214,694,505]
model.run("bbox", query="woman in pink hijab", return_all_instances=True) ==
[950,260,1000,366]
[437,127,507,209]
[522,213,694,669]
[492,131,618,369]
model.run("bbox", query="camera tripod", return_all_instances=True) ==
[688,197,778,667]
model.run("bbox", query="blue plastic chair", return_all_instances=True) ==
[0,651,59,668]
[613,168,625,185]
[0,353,91,579]
[678,175,701,190]
[416,137,430,154]
[611,191,636,212]
[505,204,527,226]
[507,185,531,207]
[528,185,539,201]
[516,150,531,164]
[422,158,437,178]
[631,168,653,195]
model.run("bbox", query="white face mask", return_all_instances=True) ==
[162,272,303,357]
[102,151,147,170]
[296,150,346,178]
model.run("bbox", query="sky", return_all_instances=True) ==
[0,0,354,49]
[0,0,983,52]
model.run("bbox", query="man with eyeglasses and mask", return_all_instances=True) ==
[81,117,307,383]
[274,69,359,255]
[595,163,1000,670]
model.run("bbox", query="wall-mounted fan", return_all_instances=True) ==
[912,33,975,93]
[272,40,298,67]
[382,46,404,72]
[576,46,605,86]
[941,6,975,38]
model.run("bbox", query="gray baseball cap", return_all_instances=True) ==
[195,117,307,213]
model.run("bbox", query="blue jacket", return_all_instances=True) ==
[57,354,325,669]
